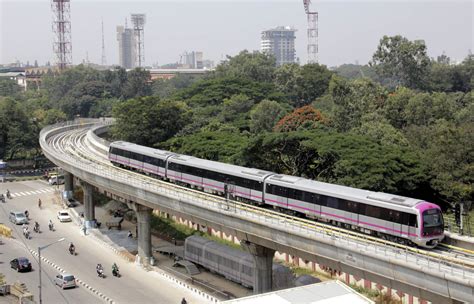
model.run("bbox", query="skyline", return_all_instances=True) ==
[1,0,472,68]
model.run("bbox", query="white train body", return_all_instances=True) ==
[109,141,444,248]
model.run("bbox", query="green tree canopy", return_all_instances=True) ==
[214,50,276,83]
[370,35,430,89]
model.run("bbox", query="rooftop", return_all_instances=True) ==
[223,280,374,304]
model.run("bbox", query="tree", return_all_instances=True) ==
[163,130,248,164]
[370,35,430,89]
[122,68,152,99]
[214,50,276,83]
[0,98,38,159]
[243,130,427,195]
[329,76,386,132]
[274,63,333,107]
[274,105,325,132]
[0,78,21,96]
[112,97,189,146]
[250,100,289,133]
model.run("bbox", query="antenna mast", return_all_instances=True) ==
[101,19,107,65]
[303,0,318,63]
[51,0,72,70]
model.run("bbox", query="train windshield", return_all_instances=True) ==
[423,209,443,227]
[422,208,444,236]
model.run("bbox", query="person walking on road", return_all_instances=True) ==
[38,198,42,209]
[82,225,87,236]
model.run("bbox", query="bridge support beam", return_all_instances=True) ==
[241,240,275,294]
[82,182,95,228]
[64,172,74,192]
[136,204,153,266]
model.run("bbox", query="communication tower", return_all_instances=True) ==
[51,0,72,70]
[131,14,146,67]
[303,0,318,63]
[101,19,107,66]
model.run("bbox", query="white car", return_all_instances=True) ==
[54,273,76,289]
[57,210,72,222]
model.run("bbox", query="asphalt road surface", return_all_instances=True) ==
[0,180,207,304]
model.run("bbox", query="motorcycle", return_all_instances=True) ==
[69,246,76,256]
[97,268,105,278]
[112,267,120,278]
[33,224,40,233]
[23,229,30,239]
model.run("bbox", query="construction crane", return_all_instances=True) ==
[303,0,318,63]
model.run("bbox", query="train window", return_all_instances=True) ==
[366,205,381,218]
[242,265,253,276]
[409,214,418,227]
[327,197,338,209]
[357,202,366,215]
[318,195,328,207]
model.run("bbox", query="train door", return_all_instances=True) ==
[401,213,410,238]
[348,201,358,225]
[389,210,402,237]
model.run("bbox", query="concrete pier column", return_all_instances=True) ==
[82,182,95,228]
[136,204,153,266]
[64,172,74,192]
[241,240,275,294]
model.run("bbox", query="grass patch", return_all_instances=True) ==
[150,214,202,240]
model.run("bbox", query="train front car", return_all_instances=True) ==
[413,202,444,248]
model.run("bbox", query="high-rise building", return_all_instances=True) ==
[261,26,297,66]
[116,25,136,69]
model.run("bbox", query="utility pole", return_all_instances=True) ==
[38,238,65,304]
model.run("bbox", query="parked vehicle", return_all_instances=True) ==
[10,257,32,272]
[9,211,28,225]
[54,274,76,289]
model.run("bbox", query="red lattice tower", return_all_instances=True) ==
[51,0,72,70]
[303,0,318,63]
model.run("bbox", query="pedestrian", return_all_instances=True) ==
[181,298,187,304]
[82,225,87,236]
[127,230,133,238]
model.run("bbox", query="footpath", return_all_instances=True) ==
[66,201,250,302]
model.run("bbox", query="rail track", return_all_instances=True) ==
[44,123,474,272]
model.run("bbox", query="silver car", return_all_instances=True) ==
[54,274,76,289]
[9,211,28,225]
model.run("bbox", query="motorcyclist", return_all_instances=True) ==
[96,264,104,277]
[24,210,29,219]
[23,225,29,238]
[34,221,40,233]
[112,263,119,276]
[69,242,75,255]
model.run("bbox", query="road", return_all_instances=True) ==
[0,180,208,304]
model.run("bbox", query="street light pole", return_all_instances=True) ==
[38,238,65,304]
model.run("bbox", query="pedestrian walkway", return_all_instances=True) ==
[10,187,54,198]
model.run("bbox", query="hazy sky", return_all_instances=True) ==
[1,0,472,67]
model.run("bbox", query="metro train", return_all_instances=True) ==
[108,141,445,248]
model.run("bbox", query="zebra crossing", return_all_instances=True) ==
[10,188,55,198]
